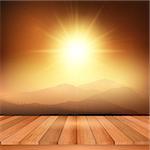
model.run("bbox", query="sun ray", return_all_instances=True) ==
[55,15,69,37]
[75,3,79,32]
[31,3,124,68]
[31,49,59,53]
[90,28,116,46]
[87,8,103,35]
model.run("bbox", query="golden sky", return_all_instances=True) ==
[1,1,149,96]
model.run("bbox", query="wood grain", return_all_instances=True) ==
[39,116,67,145]
[87,116,114,145]
[0,116,149,146]
[0,116,28,133]
[58,116,77,145]
[2,116,50,145]
[106,116,149,145]
[0,116,20,126]
[1,145,149,150]
[96,116,133,145]
[134,116,149,123]
[0,116,38,142]
[0,116,10,121]
[21,116,58,145]
[116,116,149,139]
[124,116,149,131]
[77,116,96,144]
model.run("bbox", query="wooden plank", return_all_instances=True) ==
[58,116,77,145]
[1,116,50,145]
[0,116,28,133]
[144,116,149,119]
[116,116,149,139]
[77,116,96,144]
[96,116,133,145]
[21,116,58,145]
[0,115,149,146]
[106,116,149,145]
[87,116,114,145]
[39,116,67,145]
[124,116,149,130]
[1,145,149,150]
[0,116,10,121]
[0,116,20,126]
[134,116,149,123]
[0,116,38,142]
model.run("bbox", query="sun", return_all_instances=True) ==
[62,32,91,64]
[32,9,120,68]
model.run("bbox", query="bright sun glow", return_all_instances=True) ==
[32,10,120,70]
[63,32,91,64]
[16,8,135,94]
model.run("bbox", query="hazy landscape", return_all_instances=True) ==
[1,1,149,116]
[1,79,148,115]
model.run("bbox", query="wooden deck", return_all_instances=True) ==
[0,116,149,150]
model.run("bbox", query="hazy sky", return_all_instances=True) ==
[1,1,149,96]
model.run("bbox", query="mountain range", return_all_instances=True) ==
[1,79,149,114]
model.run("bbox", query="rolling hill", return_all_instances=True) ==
[1,79,148,114]
[0,98,137,115]
[79,79,122,92]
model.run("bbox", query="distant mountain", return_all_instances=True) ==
[0,98,137,115]
[2,79,148,114]
[6,84,97,105]
[79,79,122,92]
[87,87,149,114]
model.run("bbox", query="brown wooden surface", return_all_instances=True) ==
[77,116,96,144]
[21,116,58,145]
[96,116,133,145]
[87,116,114,145]
[0,145,149,150]
[105,116,149,145]
[0,116,149,146]
[58,116,77,145]
[39,116,67,145]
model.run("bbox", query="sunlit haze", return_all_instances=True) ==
[1,1,149,99]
